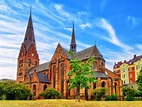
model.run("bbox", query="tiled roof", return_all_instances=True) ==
[114,55,142,68]
[29,73,50,83]
[95,71,108,78]
[37,73,50,83]
[23,13,36,52]
[61,46,72,59]
[60,45,104,61]
[76,45,104,60]
[29,62,49,74]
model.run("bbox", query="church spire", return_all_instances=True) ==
[23,7,35,51]
[70,22,76,52]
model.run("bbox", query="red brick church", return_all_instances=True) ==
[16,12,123,99]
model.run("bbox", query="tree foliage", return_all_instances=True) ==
[68,51,97,102]
[137,69,142,91]
[91,88,107,101]
[0,81,32,100]
[122,87,135,101]
[39,88,61,99]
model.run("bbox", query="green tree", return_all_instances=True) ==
[68,51,97,102]
[137,69,142,91]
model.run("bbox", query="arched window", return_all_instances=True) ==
[114,82,117,93]
[101,81,106,87]
[33,84,36,96]
[43,84,47,91]
[34,61,37,65]
[53,65,56,88]
[93,83,96,89]
[85,88,88,100]
[61,63,64,95]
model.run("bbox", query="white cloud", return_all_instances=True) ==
[64,27,72,31]
[79,22,92,30]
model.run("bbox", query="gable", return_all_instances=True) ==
[50,43,69,62]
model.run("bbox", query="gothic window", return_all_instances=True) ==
[93,83,96,89]
[43,85,47,91]
[34,61,37,65]
[101,81,106,87]
[61,63,64,95]
[18,72,22,76]
[85,88,88,100]
[94,61,97,71]
[33,84,36,96]
[53,65,56,89]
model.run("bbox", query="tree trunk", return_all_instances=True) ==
[77,84,80,102]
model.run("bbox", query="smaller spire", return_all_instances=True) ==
[70,21,77,53]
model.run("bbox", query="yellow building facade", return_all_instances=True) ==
[113,55,142,85]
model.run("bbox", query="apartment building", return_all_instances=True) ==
[113,55,142,85]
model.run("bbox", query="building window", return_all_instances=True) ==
[122,74,126,78]
[123,80,125,84]
[115,70,119,74]
[129,67,132,72]
[93,83,96,89]
[137,72,139,75]
[136,64,142,70]
[61,63,64,95]
[130,80,133,83]
[33,84,36,96]
[18,72,22,76]
[122,68,126,72]
[34,61,37,65]
[43,85,47,91]
[130,73,132,78]
[53,65,56,89]
[101,81,106,87]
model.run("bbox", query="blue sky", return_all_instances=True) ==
[0,0,142,80]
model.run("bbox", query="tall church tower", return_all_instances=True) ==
[70,22,77,52]
[17,10,39,83]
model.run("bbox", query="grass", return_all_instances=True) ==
[0,100,142,107]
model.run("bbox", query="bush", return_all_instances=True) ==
[105,94,118,101]
[91,88,107,101]
[39,88,61,99]
[122,87,135,101]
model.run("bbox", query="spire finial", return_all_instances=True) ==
[94,41,96,46]
[30,6,32,15]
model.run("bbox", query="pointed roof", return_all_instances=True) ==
[23,10,35,51]
[70,22,76,45]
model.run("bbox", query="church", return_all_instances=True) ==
[16,11,123,100]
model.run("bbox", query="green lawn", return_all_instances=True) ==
[0,100,142,107]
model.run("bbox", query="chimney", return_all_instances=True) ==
[124,60,126,63]
[134,54,136,58]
